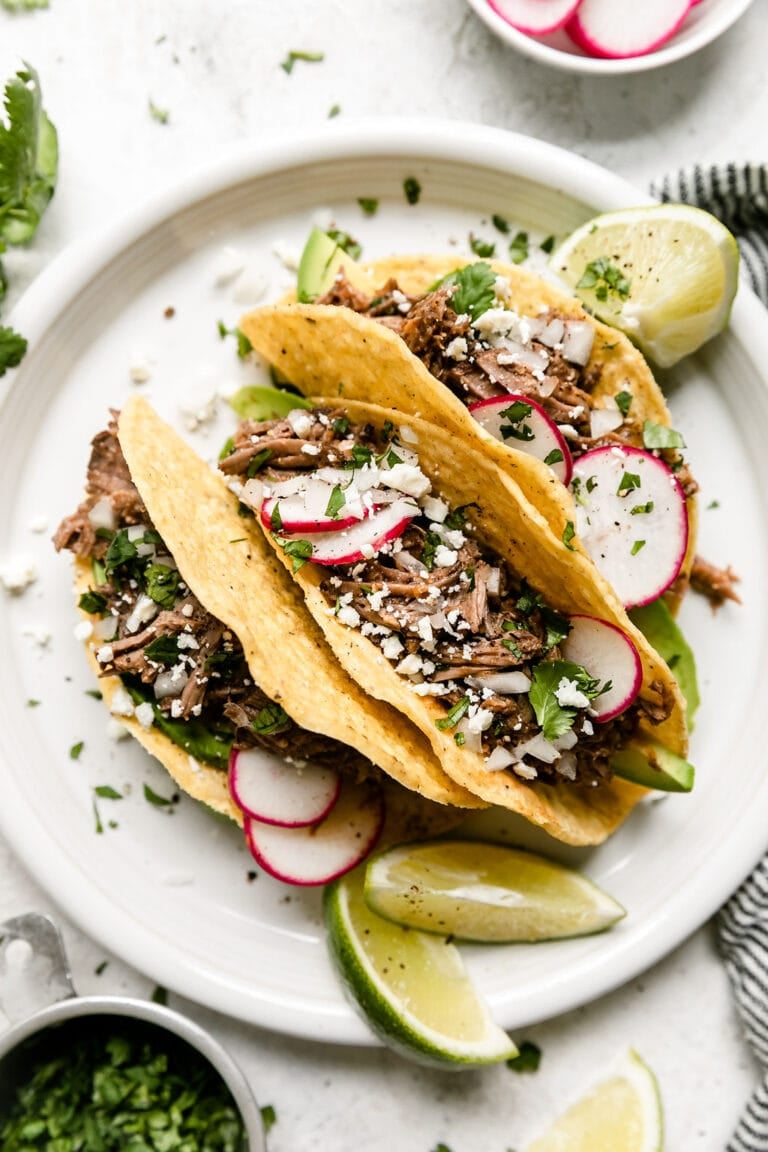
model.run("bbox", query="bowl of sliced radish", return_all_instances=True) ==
[465,0,755,74]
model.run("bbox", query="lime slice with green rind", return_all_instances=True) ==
[363,840,625,943]
[551,204,739,368]
[526,1049,663,1152]
[324,865,517,1067]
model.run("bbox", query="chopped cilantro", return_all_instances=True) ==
[422,529,442,572]
[576,256,631,302]
[617,471,641,497]
[94,785,122,800]
[0,325,27,376]
[540,235,556,254]
[78,589,108,615]
[252,702,291,735]
[270,501,283,532]
[104,529,139,575]
[432,1145,453,1152]
[94,959,108,975]
[151,985,169,1005]
[344,443,373,469]
[85,689,103,700]
[1,0,50,7]
[280,49,324,74]
[69,741,84,760]
[144,562,179,608]
[630,500,654,515]
[454,731,466,746]
[148,98,169,124]
[92,797,103,834]
[506,1040,542,1073]
[508,230,529,265]
[437,262,495,321]
[144,635,181,664]
[443,503,475,531]
[435,696,471,731]
[327,227,362,260]
[707,499,720,510]
[667,653,681,669]
[562,520,576,551]
[499,400,534,442]
[492,214,509,233]
[325,484,346,519]
[469,232,495,258]
[403,176,421,205]
[217,320,252,358]
[615,390,633,417]
[277,537,313,572]
[143,783,176,807]
[246,447,273,477]
[529,659,606,742]
[333,415,350,435]
[26,698,40,707]
[261,1105,277,1133]
[541,606,571,650]
[502,636,524,659]
[516,581,543,615]
[358,197,379,216]
[218,436,235,461]
[586,475,598,494]
[631,539,646,555]
[540,447,562,467]
[642,419,686,450]
[327,103,341,118]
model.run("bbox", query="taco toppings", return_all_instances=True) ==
[220,408,666,790]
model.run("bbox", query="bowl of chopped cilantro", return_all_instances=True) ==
[0,995,266,1151]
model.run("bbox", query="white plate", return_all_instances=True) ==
[1,120,766,1045]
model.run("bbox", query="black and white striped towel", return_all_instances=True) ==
[652,164,768,1152]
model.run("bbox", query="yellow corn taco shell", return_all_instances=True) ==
[249,398,686,846]
[245,253,696,607]
[108,396,481,812]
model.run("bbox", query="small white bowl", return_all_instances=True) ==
[465,0,755,74]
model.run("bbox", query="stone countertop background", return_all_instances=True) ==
[0,2,765,1148]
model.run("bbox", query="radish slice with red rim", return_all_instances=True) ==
[283,498,419,567]
[570,445,688,609]
[489,0,581,36]
[260,493,377,535]
[244,780,385,886]
[566,0,692,59]
[561,615,642,722]
[229,747,341,828]
[469,394,572,485]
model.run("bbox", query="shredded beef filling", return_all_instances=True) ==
[221,412,666,788]
[318,274,699,500]
[54,417,370,775]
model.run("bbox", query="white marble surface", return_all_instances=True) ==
[0,2,766,1147]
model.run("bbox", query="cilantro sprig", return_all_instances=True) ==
[576,257,631,303]
[528,659,608,742]
[436,262,496,322]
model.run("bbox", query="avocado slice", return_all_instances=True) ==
[630,599,700,728]
[229,385,313,421]
[611,738,694,793]
[297,227,351,302]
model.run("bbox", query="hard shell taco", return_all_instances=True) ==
[53,396,482,836]
[239,245,738,622]
[218,396,694,847]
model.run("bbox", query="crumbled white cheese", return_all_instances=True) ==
[410,681,451,697]
[301,443,321,456]
[134,702,155,730]
[381,635,404,660]
[360,543,375,560]
[494,275,511,301]
[177,634,199,650]
[558,424,579,440]
[181,603,194,618]
[0,557,37,594]
[417,616,434,647]
[466,706,493,734]
[128,356,152,385]
[473,308,519,337]
[96,644,114,664]
[445,336,468,361]
[434,544,458,568]
[28,517,48,534]
[287,409,314,438]
[582,718,594,736]
[170,699,184,718]
[337,605,361,628]
[396,653,423,677]
[272,240,301,271]
[211,245,245,287]
[179,389,218,432]
[74,620,93,642]
[109,685,135,718]
[421,496,449,523]
[382,463,431,498]
[554,677,590,709]
[368,585,389,611]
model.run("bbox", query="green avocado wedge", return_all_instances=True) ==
[297,227,353,302]
[610,738,694,793]
[229,385,313,421]
[630,599,700,728]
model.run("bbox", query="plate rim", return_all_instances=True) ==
[2,118,767,1044]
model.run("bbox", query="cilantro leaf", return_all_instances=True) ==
[78,589,108,615]
[104,528,138,575]
[94,785,123,800]
[507,1040,542,1073]
[325,484,346,519]
[615,390,633,417]
[0,324,27,375]
[276,536,313,571]
[576,257,631,303]
[437,262,496,321]
[492,214,509,234]
[252,702,291,735]
[642,419,686,450]
[280,49,324,74]
[144,635,181,664]
[508,230,529,265]
[144,562,179,608]
[499,401,534,442]
[69,740,84,760]
[403,176,421,205]
[327,227,362,260]
[217,320,252,357]
[1,0,49,9]
[358,197,378,216]
[529,659,607,742]
[562,520,576,551]
[0,64,58,245]
[469,232,495,258]
[435,696,471,731]
[143,783,176,807]
[148,98,169,124]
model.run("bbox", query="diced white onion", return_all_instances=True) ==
[536,376,558,398]
[126,523,154,557]
[537,318,565,348]
[561,320,595,366]
[87,498,115,532]
[486,567,501,597]
[241,478,264,509]
[557,752,578,780]
[92,615,118,641]
[467,671,531,695]
[485,745,516,771]
[154,668,189,699]
[393,549,424,573]
[286,409,314,438]
[496,342,550,375]
[590,406,625,438]
[513,733,561,764]
[455,718,482,753]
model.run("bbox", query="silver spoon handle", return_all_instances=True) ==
[0,913,75,1025]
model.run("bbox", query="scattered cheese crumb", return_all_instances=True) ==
[73,620,93,641]
[272,240,301,271]
[28,517,48,534]
[109,685,135,718]
[445,336,468,361]
[134,702,155,730]
[381,635,404,660]
[128,356,152,385]
[337,605,361,628]
[1,557,38,594]
[554,677,590,709]
[434,544,458,568]
[212,245,245,287]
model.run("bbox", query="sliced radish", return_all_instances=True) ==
[570,445,688,610]
[244,780,385,886]
[469,394,572,485]
[290,498,419,567]
[229,746,341,828]
[261,493,375,535]
[567,0,692,59]
[489,0,581,36]
[561,615,642,722]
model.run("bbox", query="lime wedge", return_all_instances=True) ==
[364,841,625,943]
[324,866,517,1067]
[551,204,739,367]
[526,1049,663,1152]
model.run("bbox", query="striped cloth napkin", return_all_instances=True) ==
[652,164,768,1152]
